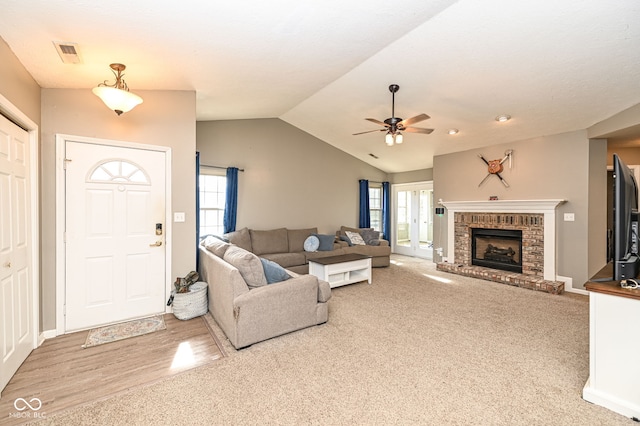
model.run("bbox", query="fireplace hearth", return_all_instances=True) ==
[472,228,522,273]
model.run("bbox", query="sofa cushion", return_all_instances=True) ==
[250,228,289,255]
[223,245,268,289]
[313,234,335,251]
[203,236,231,257]
[339,225,373,236]
[288,228,318,252]
[224,227,253,252]
[261,252,307,268]
[260,258,291,284]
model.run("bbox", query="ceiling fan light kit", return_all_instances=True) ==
[92,63,143,115]
[354,84,434,145]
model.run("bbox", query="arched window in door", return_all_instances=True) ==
[88,159,150,184]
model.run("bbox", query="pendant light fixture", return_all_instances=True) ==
[92,63,143,115]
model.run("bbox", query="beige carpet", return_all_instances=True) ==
[33,256,632,425]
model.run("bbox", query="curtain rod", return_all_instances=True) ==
[201,164,245,172]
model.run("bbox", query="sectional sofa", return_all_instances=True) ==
[223,226,391,274]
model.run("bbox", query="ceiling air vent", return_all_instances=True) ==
[53,41,82,64]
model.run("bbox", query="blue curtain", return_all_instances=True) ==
[359,179,370,228]
[382,181,391,241]
[195,153,201,268]
[224,167,238,233]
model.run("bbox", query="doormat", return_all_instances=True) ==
[82,315,166,348]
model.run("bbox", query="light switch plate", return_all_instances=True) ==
[174,212,186,222]
[564,213,575,222]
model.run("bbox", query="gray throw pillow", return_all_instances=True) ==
[313,234,335,251]
[360,229,381,246]
[223,245,268,289]
[260,258,291,284]
[203,236,230,257]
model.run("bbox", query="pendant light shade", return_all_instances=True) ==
[93,63,143,115]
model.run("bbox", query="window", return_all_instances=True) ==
[199,172,226,237]
[89,160,149,184]
[369,186,382,232]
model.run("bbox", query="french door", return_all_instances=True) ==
[393,182,434,259]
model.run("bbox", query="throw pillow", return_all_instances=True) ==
[360,229,381,246]
[345,231,366,246]
[313,234,335,251]
[223,245,268,289]
[304,235,320,252]
[339,235,353,246]
[203,236,230,257]
[260,258,291,284]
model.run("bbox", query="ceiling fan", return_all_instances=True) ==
[353,84,434,146]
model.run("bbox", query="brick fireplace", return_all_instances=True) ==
[436,200,566,294]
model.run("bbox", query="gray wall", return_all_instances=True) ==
[41,88,196,331]
[0,37,40,123]
[433,130,608,289]
[196,119,387,234]
[388,168,433,184]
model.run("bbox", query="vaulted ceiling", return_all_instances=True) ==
[2,0,639,172]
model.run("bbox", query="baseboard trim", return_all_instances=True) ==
[556,275,589,296]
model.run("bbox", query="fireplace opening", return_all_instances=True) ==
[471,228,523,273]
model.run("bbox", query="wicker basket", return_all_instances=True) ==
[172,281,208,320]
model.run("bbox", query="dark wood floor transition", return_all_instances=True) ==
[0,314,225,425]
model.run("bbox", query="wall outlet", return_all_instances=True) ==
[436,247,444,256]
[564,213,575,222]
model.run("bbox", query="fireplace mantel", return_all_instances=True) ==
[440,199,566,281]
[440,199,566,213]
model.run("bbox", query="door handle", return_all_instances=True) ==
[3,261,10,268]
[150,241,163,247]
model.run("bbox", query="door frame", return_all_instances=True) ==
[391,181,434,259]
[0,95,40,351]
[55,134,172,335]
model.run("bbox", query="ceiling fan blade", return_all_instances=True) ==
[352,128,386,136]
[398,113,430,128]
[403,127,434,134]
[365,118,390,127]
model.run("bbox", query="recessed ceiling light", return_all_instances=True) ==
[495,114,511,122]
[447,129,459,135]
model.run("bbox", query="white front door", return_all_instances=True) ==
[64,141,167,331]
[393,182,434,259]
[0,114,34,392]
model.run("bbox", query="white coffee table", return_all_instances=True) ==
[308,253,372,288]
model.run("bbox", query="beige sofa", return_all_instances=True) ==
[224,226,390,274]
[198,237,331,349]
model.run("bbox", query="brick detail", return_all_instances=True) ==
[444,212,560,293]
[436,262,564,295]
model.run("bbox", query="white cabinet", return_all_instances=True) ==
[583,279,640,420]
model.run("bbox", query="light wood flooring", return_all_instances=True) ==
[0,314,225,425]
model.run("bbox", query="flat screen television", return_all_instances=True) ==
[613,153,640,281]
